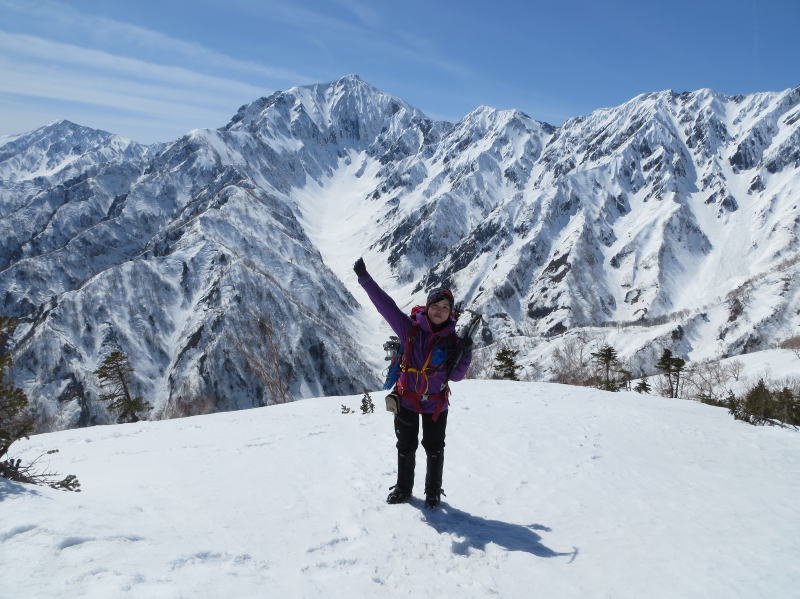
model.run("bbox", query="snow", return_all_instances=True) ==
[724,348,800,388]
[0,132,23,148]
[290,149,394,370]
[3,76,800,432]
[2,379,799,598]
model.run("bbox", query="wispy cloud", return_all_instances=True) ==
[0,32,267,101]
[330,0,382,29]
[234,0,474,79]
[0,0,324,141]
[0,94,193,144]
[239,0,367,37]
[393,30,474,79]
[0,54,233,123]
[0,0,477,141]
[0,0,315,84]
[0,30,276,142]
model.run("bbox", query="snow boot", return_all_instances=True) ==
[424,450,445,508]
[425,491,445,509]
[386,485,411,504]
[387,451,414,504]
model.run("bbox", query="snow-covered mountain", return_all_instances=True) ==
[1,75,799,431]
[0,119,153,184]
[3,381,799,597]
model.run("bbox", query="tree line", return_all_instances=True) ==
[486,336,800,429]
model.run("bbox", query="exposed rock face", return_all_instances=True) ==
[1,75,798,431]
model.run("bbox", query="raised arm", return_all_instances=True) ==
[354,258,412,338]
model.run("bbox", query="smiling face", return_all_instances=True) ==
[427,298,452,326]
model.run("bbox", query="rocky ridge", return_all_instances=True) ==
[1,75,798,430]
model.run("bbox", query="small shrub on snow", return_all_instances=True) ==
[360,392,375,414]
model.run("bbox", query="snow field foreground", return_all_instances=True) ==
[1,380,798,598]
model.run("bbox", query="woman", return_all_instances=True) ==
[354,258,472,508]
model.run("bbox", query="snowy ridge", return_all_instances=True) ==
[0,119,152,184]
[1,76,799,431]
[2,380,799,597]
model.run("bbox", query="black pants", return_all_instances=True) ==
[394,406,448,494]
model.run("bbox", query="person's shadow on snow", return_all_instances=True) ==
[411,499,578,561]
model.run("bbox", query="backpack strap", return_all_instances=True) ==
[396,320,420,395]
[397,309,460,420]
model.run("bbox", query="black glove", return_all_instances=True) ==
[353,257,367,277]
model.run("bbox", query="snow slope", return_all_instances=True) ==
[721,348,800,386]
[2,380,798,598]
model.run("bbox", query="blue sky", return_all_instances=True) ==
[1,0,798,143]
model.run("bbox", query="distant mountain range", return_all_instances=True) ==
[2,75,798,431]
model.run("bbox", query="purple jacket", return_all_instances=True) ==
[359,273,472,414]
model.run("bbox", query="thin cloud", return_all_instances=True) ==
[0,56,235,121]
[235,0,474,79]
[0,95,193,143]
[0,0,314,84]
[239,0,367,36]
[0,32,268,99]
[394,30,475,79]
[330,0,383,28]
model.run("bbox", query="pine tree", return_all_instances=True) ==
[672,356,686,397]
[656,349,686,398]
[656,349,675,397]
[94,351,152,423]
[743,379,773,424]
[493,347,522,381]
[591,344,619,391]
[776,387,800,426]
[634,379,652,394]
[0,317,79,491]
[728,391,747,422]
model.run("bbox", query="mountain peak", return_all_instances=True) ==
[458,105,535,130]
[3,78,799,438]
[0,118,145,182]
[286,73,370,97]
[223,75,425,141]
[334,73,364,85]
[48,118,78,128]
[11,120,81,141]
[39,119,111,137]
